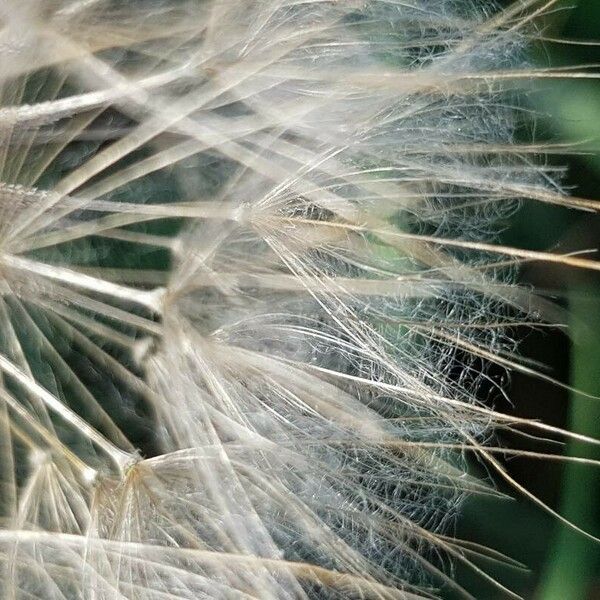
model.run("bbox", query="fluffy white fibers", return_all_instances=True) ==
[0,1,595,598]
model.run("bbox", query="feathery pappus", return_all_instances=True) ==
[0,1,597,599]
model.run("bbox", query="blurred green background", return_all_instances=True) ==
[451,2,600,598]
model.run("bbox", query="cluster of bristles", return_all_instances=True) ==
[0,1,597,599]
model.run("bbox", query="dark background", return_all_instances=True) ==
[451,2,600,598]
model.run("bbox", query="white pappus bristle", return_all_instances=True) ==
[0,1,596,599]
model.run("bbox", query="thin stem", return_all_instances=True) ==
[1,254,163,312]
[0,354,133,473]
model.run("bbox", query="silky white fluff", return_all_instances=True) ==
[0,1,596,599]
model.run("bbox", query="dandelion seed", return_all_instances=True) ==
[0,1,596,599]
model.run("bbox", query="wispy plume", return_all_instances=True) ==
[0,1,597,598]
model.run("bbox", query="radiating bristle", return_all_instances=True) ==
[0,1,596,599]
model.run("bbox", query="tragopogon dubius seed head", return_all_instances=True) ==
[0,1,597,599]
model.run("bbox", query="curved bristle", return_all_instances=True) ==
[0,1,596,599]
